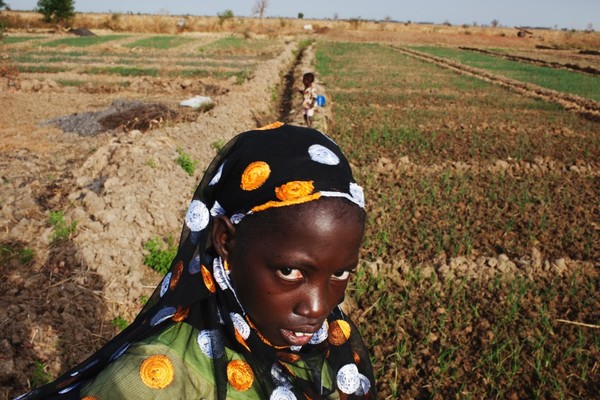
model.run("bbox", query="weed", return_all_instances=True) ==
[19,247,34,264]
[143,237,177,275]
[48,210,77,242]
[210,139,226,152]
[31,361,52,388]
[139,294,149,305]
[176,148,197,176]
[112,316,129,331]
[146,158,156,168]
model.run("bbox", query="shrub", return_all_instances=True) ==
[48,210,77,242]
[143,237,177,275]
[176,147,197,176]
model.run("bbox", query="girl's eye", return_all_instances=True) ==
[331,270,351,281]
[276,268,303,281]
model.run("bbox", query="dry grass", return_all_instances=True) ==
[3,10,600,50]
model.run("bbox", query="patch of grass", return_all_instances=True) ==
[31,361,52,388]
[56,79,85,87]
[0,243,32,264]
[85,66,159,77]
[143,237,177,275]
[199,36,280,55]
[123,35,193,49]
[19,247,35,264]
[17,65,66,73]
[2,36,46,44]
[48,210,77,242]
[411,46,600,101]
[176,147,197,176]
[41,35,128,48]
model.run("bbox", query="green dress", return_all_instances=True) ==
[80,322,339,399]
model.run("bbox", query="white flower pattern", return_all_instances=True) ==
[185,200,210,232]
[336,363,361,394]
[308,144,340,165]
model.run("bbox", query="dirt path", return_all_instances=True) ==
[394,46,600,121]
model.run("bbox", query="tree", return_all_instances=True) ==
[491,19,499,28]
[0,1,7,10]
[298,12,304,19]
[252,0,268,19]
[218,9,234,26]
[37,0,75,24]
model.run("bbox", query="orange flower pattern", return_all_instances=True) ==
[251,180,321,213]
[170,261,184,290]
[227,360,254,391]
[256,121,284,130]
[275,180,315,201]
[139,355,174,389]
[172,306,190,322]
[240,161,271,191]
[328,320,351,346]
[201,264,216,293]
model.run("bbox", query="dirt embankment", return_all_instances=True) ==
[0,40,300,397]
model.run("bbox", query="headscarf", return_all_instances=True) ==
[18,123,376,400]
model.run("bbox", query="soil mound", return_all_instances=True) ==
[68,27,96,37]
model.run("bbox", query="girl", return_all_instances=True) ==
[18,123,376,400]
[300,73,318,127]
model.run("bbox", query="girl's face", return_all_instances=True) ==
[216,201,364,347]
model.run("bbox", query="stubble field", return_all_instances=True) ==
[1,14,599,399]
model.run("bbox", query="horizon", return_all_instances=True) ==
[7,1,600,31]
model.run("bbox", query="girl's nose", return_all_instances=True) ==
[294,284,330,320]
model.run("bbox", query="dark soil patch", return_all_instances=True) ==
[45,99,202,136]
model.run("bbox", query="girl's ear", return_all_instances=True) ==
[211,215,236,260]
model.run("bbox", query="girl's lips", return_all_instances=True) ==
[280,328,315,347]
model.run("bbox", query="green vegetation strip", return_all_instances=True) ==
[85,66,159,77]
[411,46,600,101]
[316,41,600,399]
[1,36,46,44]
[41,35,129,48]
[123,35,194,49]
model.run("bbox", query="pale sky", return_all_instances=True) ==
[8,0,600,30]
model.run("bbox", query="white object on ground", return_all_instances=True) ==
[180,95,213,108]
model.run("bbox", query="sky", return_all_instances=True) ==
[8,0,600,30]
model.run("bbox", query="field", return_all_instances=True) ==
[1,11,599,399]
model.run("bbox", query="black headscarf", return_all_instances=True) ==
[18,123,376,400]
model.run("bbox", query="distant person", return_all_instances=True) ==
[300,72,318,127]
[16,123,376,400]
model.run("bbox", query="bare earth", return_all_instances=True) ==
[0,37,308,396]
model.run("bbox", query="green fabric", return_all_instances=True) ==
[80,323,339,399]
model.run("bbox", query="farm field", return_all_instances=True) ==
[315,41,599,398]
[1,23,599,399]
